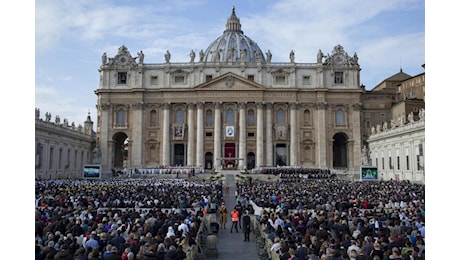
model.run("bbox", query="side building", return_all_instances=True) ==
[35,108,96,179]
[365,68,425,183]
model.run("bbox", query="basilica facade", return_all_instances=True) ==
[95,8,365,178]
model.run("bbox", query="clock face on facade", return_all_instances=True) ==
[333,54,345,65]
[118,55,128,65]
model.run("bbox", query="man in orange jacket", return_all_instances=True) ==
[230,209,239,233]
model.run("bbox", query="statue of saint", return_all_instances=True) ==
[102,52,107,65]
[189,50,195,63]
[199,49,204,62]
[165,50,171,63]
[266,49,272,63]
[419,108,425,120]
[289,50,295,63]
[317,49,324,63]
[137,50,144,64]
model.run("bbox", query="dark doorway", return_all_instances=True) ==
[333,133,348,168]
[275,144,287,166]
[205,152,213,170]
[247,152,255,170]
[173,144,185,166]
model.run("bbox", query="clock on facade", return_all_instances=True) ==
[118,55,129,65]
[333,54,345,65]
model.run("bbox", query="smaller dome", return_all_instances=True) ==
[203,7,265,64]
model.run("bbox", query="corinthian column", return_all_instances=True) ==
[162,103,170,166]
[351,103,363,169]
[187,103,196,166]
[316,101,328,167]
[256,102,264,167]
[196,102,204,168]
[238,102,247,170]
[265,103,273,166]
[131,102,144,168]
[289,103,298,166]
[214,102,222,169]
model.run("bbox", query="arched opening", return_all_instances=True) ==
[205,152,213,170]
[113,132,128,169]
[247,152,255,170]
[333,132,348,168]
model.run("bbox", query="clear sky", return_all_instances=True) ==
[35,0,425,127]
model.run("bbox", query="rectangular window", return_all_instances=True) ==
[248,132,255,137]
[274,75,286,84]
[406,155,410,170]
[397,156,400,170]
[49,147,54,169]
[59,148,63,169]
[417,155,421,170]
[389,157,393,170]
[67,149,70,169]
[118,72,127,84]
[150,76,158,85]
[382,158,384,170]
[334,72,343,84]
[174,75,186,84]
[376,158,378,168]
[302,76,311,85]
[247,75,254,82]
[206,75,213,82]
[205,132,213,137]
[74,150,77,168]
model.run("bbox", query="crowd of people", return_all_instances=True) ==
[35,178,222,260]
[35,173,425,260]
[258,167,336,181]
[237,178,425,260]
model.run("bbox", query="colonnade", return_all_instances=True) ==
[160,102,299,170]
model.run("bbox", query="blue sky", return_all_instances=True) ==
[35,0,425,127]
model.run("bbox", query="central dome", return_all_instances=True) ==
[203,7,266,64]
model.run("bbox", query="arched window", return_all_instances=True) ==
[276,109,285,124]
[206,109,213,126]
[336,109,345,125]
[175,109,184,124]
[247,109,255,126]
[116,109,125,125]
[150,110,158,126]
[303,109,311,125]
[226,108,234,124]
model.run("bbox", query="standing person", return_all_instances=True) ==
[225,183,230,195]
[230,208,239,233]
[242,211,251,241]
[219,202,228,229]
[234,201,243,229]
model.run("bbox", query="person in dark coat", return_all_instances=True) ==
[242,211,251,242]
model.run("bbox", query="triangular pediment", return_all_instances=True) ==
[194,72,265,91]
